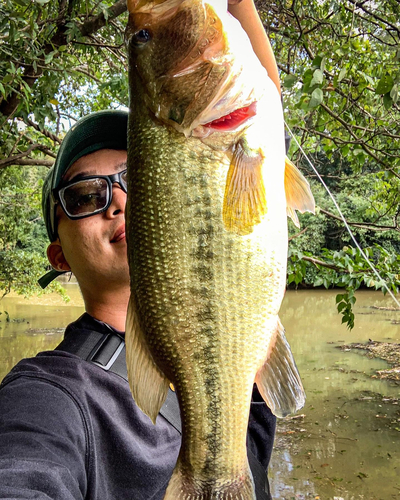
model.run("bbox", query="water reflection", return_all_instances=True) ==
[270,290,400,500]
[0,288,399,499]
[0,284,84,381]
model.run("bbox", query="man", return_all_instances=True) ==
[0,110,276,498]
[0,1,280,498]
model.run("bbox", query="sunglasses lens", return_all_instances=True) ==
[121,170,127,191]
[60,178,109,217]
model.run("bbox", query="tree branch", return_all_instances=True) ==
[319,102,390,169]
[346,0,400,36]
[288,226,309,241]
[0,0,127,119]
[79,0,127,37]
[319,208,398,232]
[0,159,54,169]
[301,255,344,272]
[0,143,55,169]
[22,118,62,144]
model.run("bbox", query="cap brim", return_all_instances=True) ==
[38,269,67,289]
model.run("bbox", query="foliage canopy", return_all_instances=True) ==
[0,0,399,325]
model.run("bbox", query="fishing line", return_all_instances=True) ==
[284,120,400,310]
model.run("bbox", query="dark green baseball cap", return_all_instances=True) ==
[39,109,129,289]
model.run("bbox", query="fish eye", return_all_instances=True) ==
[133,29,152,45]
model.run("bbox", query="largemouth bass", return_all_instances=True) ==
[124,0,315,498]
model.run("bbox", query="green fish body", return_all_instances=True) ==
[125,0,314,497]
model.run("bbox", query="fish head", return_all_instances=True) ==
[126,0,265,138]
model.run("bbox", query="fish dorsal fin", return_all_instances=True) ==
[255,318,305,418]
[223,138,267,236]
[125,295,170,424]
[285,156,315,228]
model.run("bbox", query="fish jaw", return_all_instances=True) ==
[125,0,266,139]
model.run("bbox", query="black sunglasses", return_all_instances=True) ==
[50,169,127,233]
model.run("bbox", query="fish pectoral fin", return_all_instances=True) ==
[285,156,315,228]
[223,138,267,236]
[255,318,305,418]
[125,295,170,424]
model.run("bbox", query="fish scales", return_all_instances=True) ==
[127,114,286,484]
[125,0,313,497]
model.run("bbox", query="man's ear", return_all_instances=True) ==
[47,240,71,272]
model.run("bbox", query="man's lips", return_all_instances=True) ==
[111,225,126,243]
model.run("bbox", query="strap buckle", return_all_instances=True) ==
[89,334,125,371]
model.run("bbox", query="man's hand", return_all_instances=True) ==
[228,0,281,95]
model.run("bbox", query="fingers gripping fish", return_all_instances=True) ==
[124,0,315,498]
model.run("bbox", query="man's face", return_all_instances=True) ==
[55,149,130,293]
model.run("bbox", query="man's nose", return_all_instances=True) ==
[106,183,126,218]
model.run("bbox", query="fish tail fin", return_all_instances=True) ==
[164,461,256,499]
[256,318,305,418]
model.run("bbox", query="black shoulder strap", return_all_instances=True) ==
[56,329,271,500]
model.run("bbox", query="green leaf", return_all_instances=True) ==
[310,69,324,87]
[3,74,14,84]
[390,84,398,104]
[338,67,347,82]
[383,93,392,110]
[376,74,394,95]
[102,7,109,21]
[44,51,55,64]
[309,88,323,108]
[360,71,374,86]
[283,74,297,89]
[312,55,324,69]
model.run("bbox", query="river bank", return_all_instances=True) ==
[339,340,400,384]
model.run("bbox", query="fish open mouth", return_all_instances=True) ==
[203,102,257,131]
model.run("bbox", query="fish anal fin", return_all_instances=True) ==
[285,156,315,227]
[223,139,267,236]
[255,318,305,418]
[125,295,170,424]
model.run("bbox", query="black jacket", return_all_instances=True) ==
[0,313,276,499]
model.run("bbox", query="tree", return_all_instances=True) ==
[257,0,400,325]
[0,0,129,297]
[1,0,399,324]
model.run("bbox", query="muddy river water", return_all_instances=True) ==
[0,287,399,499]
